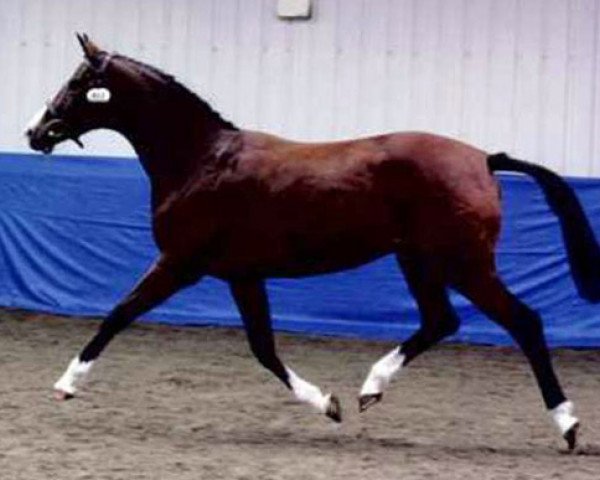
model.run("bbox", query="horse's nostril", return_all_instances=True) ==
[25,128,32,138]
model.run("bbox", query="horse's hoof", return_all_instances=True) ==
[358,393,382,412]
[326,394,342,423]
[564,422,579,451]
[53,389,74,401]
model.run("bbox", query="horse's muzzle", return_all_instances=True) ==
[26,119,70,154]
[27,133,55,154]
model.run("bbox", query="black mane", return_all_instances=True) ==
[114,54,239,131]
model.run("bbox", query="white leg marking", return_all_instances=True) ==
[25,106,47,133]
[550,400,579,436]
[54,356,94,395]
[360,346,406,396]
[286,367,330,413]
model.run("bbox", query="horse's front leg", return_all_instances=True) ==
[229,278,342,422]
[54,256,201,399]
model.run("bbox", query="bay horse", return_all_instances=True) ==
[26,34,600,450]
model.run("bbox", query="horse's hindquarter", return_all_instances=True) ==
[158,131,501,278]
[379,133,502,253]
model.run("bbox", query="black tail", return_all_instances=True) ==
[488,152,600,302]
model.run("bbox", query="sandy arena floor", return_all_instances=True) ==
[0,309,599,480]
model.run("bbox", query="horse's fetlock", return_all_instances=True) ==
[252,347,278,370]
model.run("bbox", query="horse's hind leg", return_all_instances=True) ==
[54,256,199,399]
[229,278,341,422]
[359,254,460,411]
[453,260,579,450]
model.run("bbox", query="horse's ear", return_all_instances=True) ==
[76,32,104,68]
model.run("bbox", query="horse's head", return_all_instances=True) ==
[26,34,118,154]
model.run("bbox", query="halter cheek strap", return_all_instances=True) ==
[97,52,114,73]
[85,52,114,74]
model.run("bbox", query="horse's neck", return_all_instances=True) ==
[119,99,226,208]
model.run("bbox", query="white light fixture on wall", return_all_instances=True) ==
[277,0,312,19]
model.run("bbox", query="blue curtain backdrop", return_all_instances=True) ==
[1,152,600,347]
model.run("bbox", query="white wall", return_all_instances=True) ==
[1,0,600,176]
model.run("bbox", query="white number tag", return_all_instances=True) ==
[86,88,111,103]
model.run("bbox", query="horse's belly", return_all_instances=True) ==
[265,245,390,278]
[206,229,396,279]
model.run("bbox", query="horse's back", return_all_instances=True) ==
[240,129,500,238]
[240,130,493,195]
